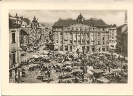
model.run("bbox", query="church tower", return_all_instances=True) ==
[124,10,127,24]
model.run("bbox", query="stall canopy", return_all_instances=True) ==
[91,69,104,73]
[39,55,44,58]
[43,50,49,54]
[73,69,82,73]
[65,61,72,65]
[97,77,110,83]
[58,51,66,55]
[112,68,122,73]
[87,70,93,75]
[87,66,94,71]
[32,54,39,58]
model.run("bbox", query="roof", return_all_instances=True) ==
[20,28,29,35]
[23,18,31,25]
[112,24,117,27]
[117,24,128,34]
[117,24,127,29]
[9,18,21,28]
[52,18,109,28]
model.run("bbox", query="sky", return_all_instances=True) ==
[9,10,127,26]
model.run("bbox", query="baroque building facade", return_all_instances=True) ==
[52,13,117,53]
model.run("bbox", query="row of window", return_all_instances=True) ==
[55,39,90,44]
[53,27,109,32]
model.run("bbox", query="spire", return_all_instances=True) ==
[125,10,127,24]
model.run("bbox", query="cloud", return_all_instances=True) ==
[9,10,126,26]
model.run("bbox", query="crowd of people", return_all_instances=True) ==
[20,49,128,83]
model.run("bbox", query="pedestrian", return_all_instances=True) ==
[15,74,18,83]
[109,67,110,72]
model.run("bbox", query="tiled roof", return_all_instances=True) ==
[117,24,127,29]
[52,18,109,28]
[23,18,31,25]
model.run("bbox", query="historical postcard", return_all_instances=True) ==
[9,10,128,84]
[1,1,133,95]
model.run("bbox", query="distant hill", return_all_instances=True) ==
[39,22,54,29]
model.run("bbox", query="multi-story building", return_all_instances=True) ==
[9,14,22,83]
[52,13,116,53]
[116,11,128,56]
[44,27,51,43]
[20,16,31,28]
[20,28,29,51]
[108,24,117,50]
[116,24,128,55]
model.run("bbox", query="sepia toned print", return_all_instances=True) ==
[9,10,128,83]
